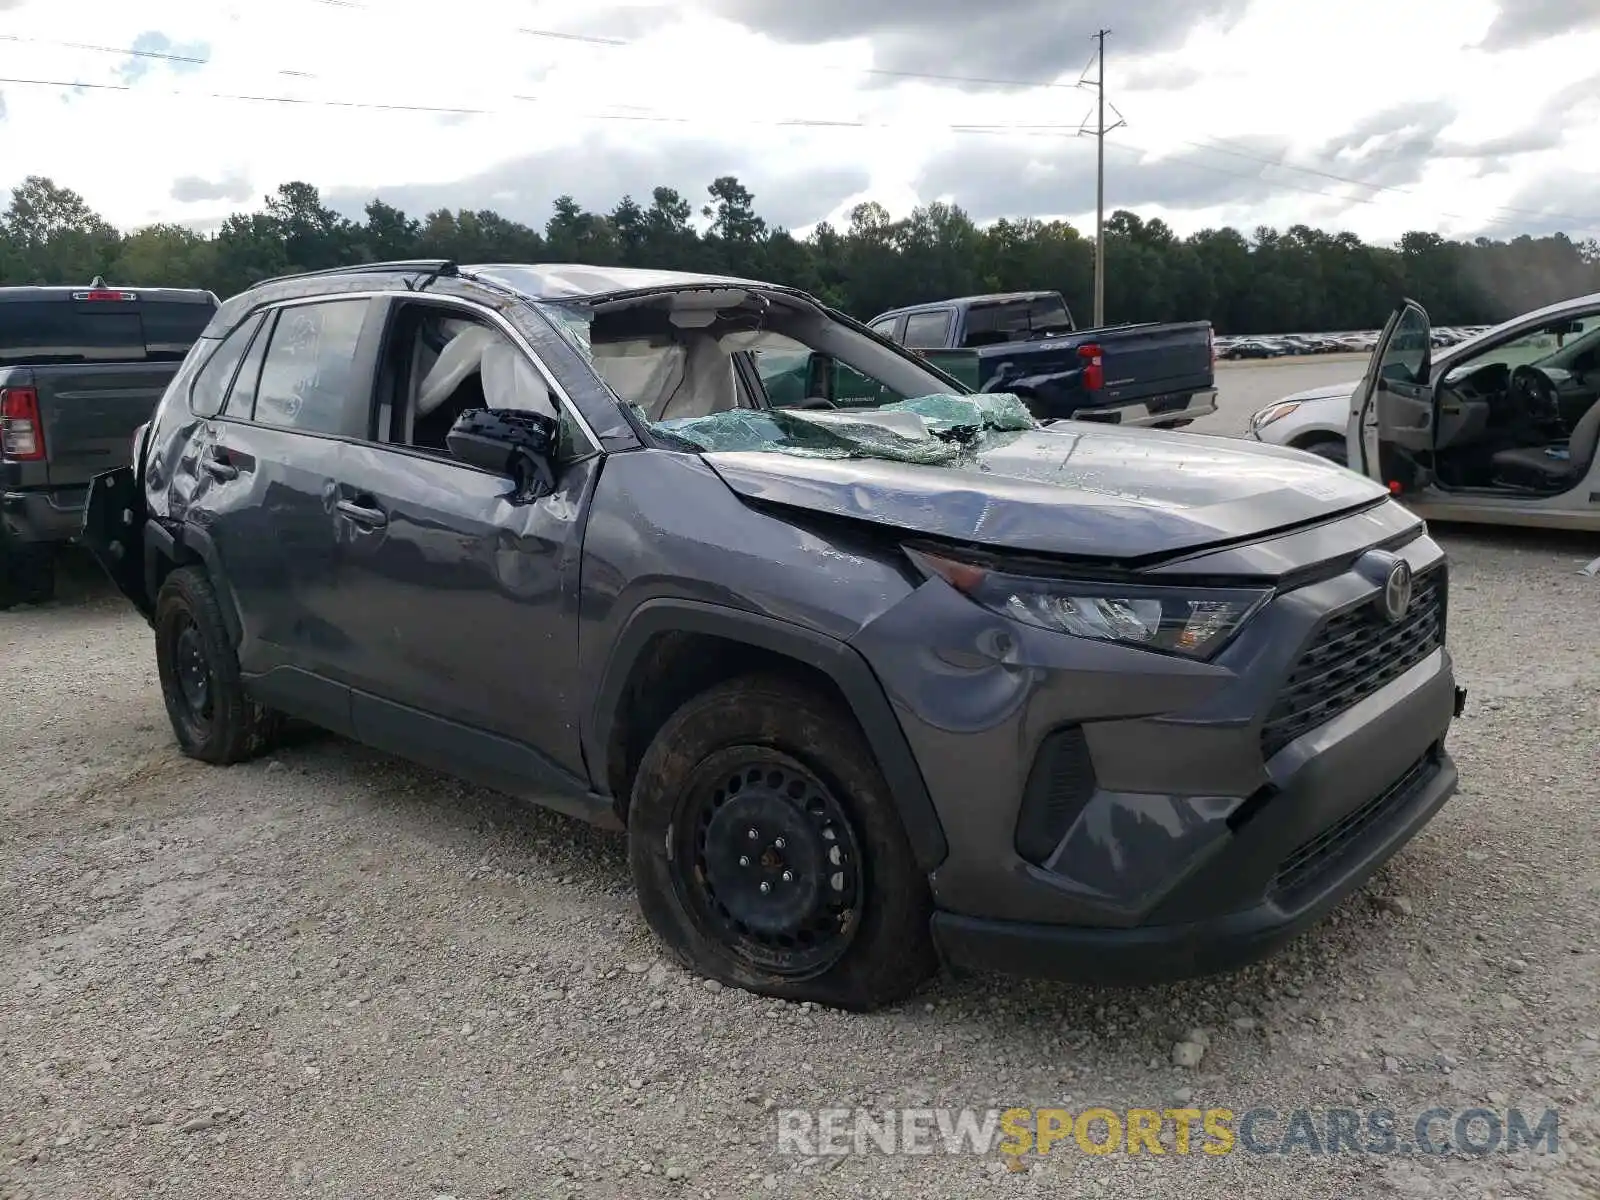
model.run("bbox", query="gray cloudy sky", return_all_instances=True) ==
[1,0,1598,244]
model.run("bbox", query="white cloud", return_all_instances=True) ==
[0,0,1597,243]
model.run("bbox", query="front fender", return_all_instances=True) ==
[586,597,948,872]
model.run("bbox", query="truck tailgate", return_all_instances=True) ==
[1093,320,1214,409]
[29,364,173,487]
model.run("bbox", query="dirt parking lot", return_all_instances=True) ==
[3,523,1598,1196]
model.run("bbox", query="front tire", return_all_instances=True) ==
[154,566,281,764]
[627,675,937,1010]
[1297,435,1348,466]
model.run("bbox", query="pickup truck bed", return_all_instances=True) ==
[867,291,1217,427]
[1,283,215,606]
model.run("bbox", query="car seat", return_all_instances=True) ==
[1490,396,1600,491]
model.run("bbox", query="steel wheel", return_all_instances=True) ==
[673,746,864,978]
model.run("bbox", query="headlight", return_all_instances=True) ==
[1250,400,1301,431]
[906,547,1270,659]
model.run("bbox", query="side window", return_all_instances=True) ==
[1380,306,1430,385]
[187,313,264,419]
[869,318,901,344]
[254,300,371,437]
[223,311,273,420]
[385,303,581,459]
[1444,313,1600,382]
[902,311,952,349]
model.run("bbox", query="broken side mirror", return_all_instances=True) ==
[446,408,559,503]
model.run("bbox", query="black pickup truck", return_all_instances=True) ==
[1,280,217,606]
[865,291,1217,428]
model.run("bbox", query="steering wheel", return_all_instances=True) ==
[788,396,838,410]
[1510,365,1560,422]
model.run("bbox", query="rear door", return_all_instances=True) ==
[197,296,381,736]
[1352,300,1434,483]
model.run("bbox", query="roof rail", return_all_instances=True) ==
[251,260,458,289]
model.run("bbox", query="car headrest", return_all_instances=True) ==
[416,325,498,417]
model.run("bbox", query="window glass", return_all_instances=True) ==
[254,300,370,436]
[1380,306,1430,385]
[962,296,1073,346]
[188,313,264,418]
[224,311,273,420]
[902,311,952,349]
[141,301,215,360]
[869,318,900,342]
[1444,313,1600,381]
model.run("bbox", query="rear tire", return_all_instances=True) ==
[1297,435,1348,466]
[154,566,281,764]
[627,675,937,1010]
[0,542,56,610]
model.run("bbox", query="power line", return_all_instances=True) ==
[0,33,209,68]
[1145,129,1600,230]
[14,18,1592,232]
[5,24,1596,239]
[1102,135,1600,240]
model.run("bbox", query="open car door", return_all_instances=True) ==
[1351,300,1434,490]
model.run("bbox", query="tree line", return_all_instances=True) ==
[3,174,1598,335]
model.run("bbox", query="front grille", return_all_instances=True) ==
[1271,749,1441,899]
[1260,565,1445,759]
[1014,727,1097,865]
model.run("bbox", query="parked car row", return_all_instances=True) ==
[1217,325,1489,360]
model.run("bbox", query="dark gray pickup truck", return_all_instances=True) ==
[0,280,216,606]
[866,290,1217,428]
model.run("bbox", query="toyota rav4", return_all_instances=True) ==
[83,261,1466,1010]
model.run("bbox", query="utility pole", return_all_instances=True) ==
[1080,29,1124,328]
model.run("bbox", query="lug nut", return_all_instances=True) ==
[774,837,786,849]
[781,870,794,883]
[747,829,759,840]
[759,882,771,894]
[738,856,750,867]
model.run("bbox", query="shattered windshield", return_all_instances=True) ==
[541,294,1041,467]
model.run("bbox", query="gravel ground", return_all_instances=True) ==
[3,523,1598,1199]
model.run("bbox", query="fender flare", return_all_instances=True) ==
[587,598,948,872]
[144,519,245,649]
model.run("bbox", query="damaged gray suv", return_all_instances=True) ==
[85,261,1466,1010]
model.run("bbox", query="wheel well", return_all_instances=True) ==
[150,542,203,597]
[1291,430,1345,449]
[604,631,858,820]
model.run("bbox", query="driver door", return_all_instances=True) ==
[1352,300,1435,488]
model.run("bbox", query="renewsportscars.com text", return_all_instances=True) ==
[776,1106,1560,1158]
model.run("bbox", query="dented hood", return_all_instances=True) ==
[703,424,1389,560]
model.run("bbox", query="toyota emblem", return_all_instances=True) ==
[1381,560,1413,623]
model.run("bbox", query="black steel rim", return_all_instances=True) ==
[674,747,863,978]
[171,615,213,724]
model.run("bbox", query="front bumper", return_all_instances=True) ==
[2,487,88,545]
[931,738,1457,985]
[851,506,1460,984]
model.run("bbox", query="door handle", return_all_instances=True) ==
[335,499,388,528]
[202,458,239,481]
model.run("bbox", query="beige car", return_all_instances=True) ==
[1347,295,1600,531]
